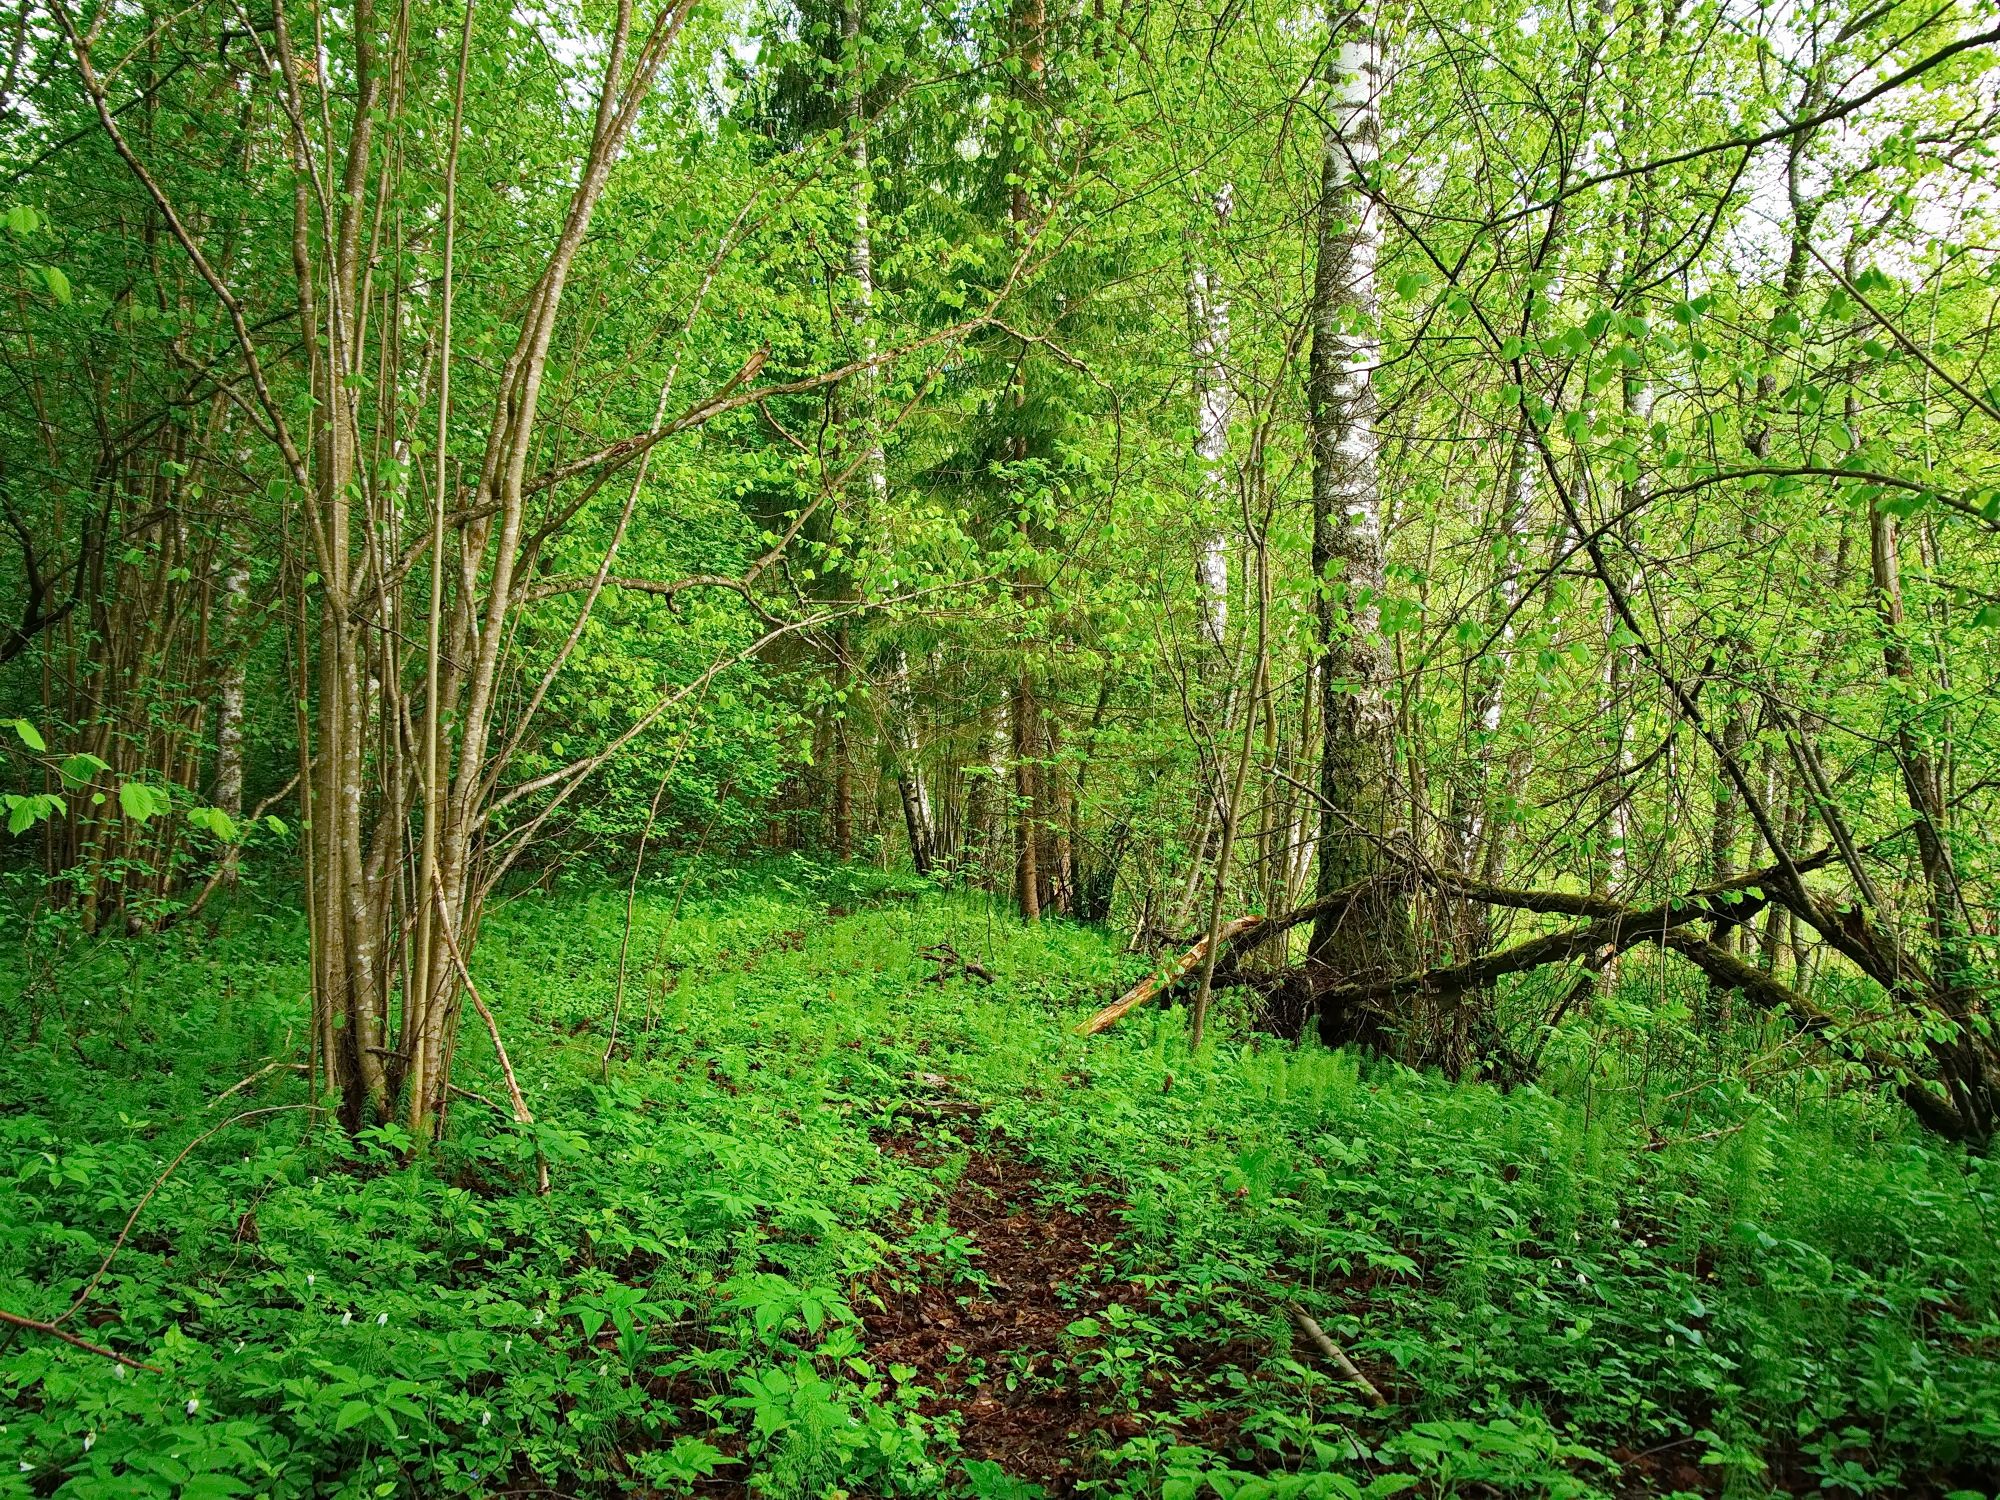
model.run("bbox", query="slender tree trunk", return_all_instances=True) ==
[1306,4,1412,986]
[212,557,249,791]
[833,629,854,861]
[1445,426,1532,966]
[1006,0,1044,921]
[882,649,935,873]
[1013,669,1040,921]
[1189,185,1233,656]
[1450,426,1531,874]
[841,0,936,875]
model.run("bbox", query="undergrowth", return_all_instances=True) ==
[1,861,1996,1499]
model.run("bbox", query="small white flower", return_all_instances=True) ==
[532,1311,544,1326]
[1611,1218,1621,1230]
[341,1312,352,1326]
[19,1461,31,1472]
[185,1399,199,1416]
[504,1339,513,1355]
[83,1432,95,1453]
[1635,1237,1647,1248]
[114,1365,127,1380]
[376,1313,388,1326]
[233,1341,245,1354]
[1666,1333,1676,1346]
[1577,1273,1589,1288]
[481,1410,491,1428]
[306,1273,315,1287]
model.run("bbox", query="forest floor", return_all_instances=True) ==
[2,861,1998,1500]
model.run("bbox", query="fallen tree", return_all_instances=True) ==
[1088,845,1999,1148]
[1077,915,1264,1035]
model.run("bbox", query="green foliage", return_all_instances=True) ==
[3,875,1996,1496]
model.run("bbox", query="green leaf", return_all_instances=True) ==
[118,782,161,821]
[8,718,46,751]
[189,805,240,841]
[59,752,108,784]
[334,1399,373,1433]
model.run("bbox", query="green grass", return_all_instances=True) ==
[2,861,1997,1499]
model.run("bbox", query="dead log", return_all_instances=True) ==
[1084,848,1992,1145]
[1286,1302,1387,1409]
[1077,915,1265,1035]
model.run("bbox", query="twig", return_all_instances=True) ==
[1076,915,1264,1035]
[173,771,304,928]
[54,1104,322,1327]
[1286,1302,1388,1409]
[1642,1123,1747,1152]
[447,1081,508,1115]
[431,871,551,1196]
[208,1057,308,1108]
[0,1307,162,1373]
[920,941,995,985]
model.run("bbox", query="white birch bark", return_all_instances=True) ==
[1600,374,1651,893]
[1308,7,1409,979]
[212,558,250,821]
[844,0,935,873]
[1189,183,1234,652]
[1451,428,1532,870]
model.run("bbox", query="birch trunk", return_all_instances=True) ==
[1306,6,1413,983]
[882,649,935,874]
[843,0,936,873]
[1189,184,1233,655]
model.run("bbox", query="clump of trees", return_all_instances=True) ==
[2,0,1996,1144]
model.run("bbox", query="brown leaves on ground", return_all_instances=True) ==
[636,1126,1259,1496]
[861,1138,1171,1494]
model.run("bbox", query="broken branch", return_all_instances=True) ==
[1077,915,1265,1035]
[0,1307,162,1373]
[1286,1301,1387,1409]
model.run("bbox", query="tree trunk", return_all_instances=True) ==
[1189,185,1233,656]
[882,649,935,873]
[1013,668,1040,921]
[1306,4,1414,990]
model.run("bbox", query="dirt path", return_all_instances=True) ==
[862,1140,1158,1494]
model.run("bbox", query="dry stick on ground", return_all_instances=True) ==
[208,1057,309,1108]
[1286,1301,1388,1409]
[53,1103,322,1328]
[1076,915,1265,1035]
[922,941,995,985]
[0,1307,162,1374]
[0,1102,322,1365]
[431,871,551,1196]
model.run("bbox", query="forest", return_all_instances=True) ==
[1,0,1998,1491]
